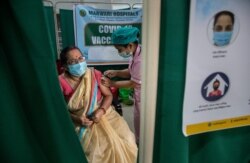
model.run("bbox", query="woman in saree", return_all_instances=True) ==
[58,46,138,163]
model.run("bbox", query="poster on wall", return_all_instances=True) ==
[73,5,142,64]
[182,0,250,136]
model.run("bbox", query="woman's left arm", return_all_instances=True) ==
[92,81,113,123]
[99,83,113,110]
[111,80,138,88]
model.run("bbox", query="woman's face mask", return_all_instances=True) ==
[67,61,87,77]
[118,51,133,58]
[116,44,133,58]
[213,31,233,47]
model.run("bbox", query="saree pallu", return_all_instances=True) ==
[68,68,138,163]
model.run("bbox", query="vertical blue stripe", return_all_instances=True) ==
[78,80,98,139]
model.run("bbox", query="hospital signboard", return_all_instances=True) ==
[74,5,142,64]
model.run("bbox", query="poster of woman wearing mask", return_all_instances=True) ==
[182,0,250,136]
[207,10,239,47]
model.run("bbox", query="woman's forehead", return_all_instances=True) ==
[68,49,82,57]
[216,15,233,24]
[114,45,125,50]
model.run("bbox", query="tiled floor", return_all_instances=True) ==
[121,103,135,134]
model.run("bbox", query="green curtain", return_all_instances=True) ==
[60,9,75,49]
[0,1,87,162]
[153,0,250,163]
[43,6,57,60]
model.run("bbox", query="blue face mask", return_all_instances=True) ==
[118,51,132,58]
[213,31,233,46]
[67,61,87,77]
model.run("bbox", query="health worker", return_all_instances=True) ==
[101,27,142,144]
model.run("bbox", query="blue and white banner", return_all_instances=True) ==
[73,5,142,64]
[183,0,250,136]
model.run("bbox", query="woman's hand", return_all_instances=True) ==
[70,113,93,127]
[104,70,117,78]
[91,108,106,123]
[80,116,94,127]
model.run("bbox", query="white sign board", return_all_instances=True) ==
[183,0,250,136]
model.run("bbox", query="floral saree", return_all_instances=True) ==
[68,68,138,163]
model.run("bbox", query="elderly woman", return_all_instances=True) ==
[58,46,137,163]
[101,27,142,144]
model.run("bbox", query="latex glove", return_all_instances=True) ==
[104,70,117,78]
